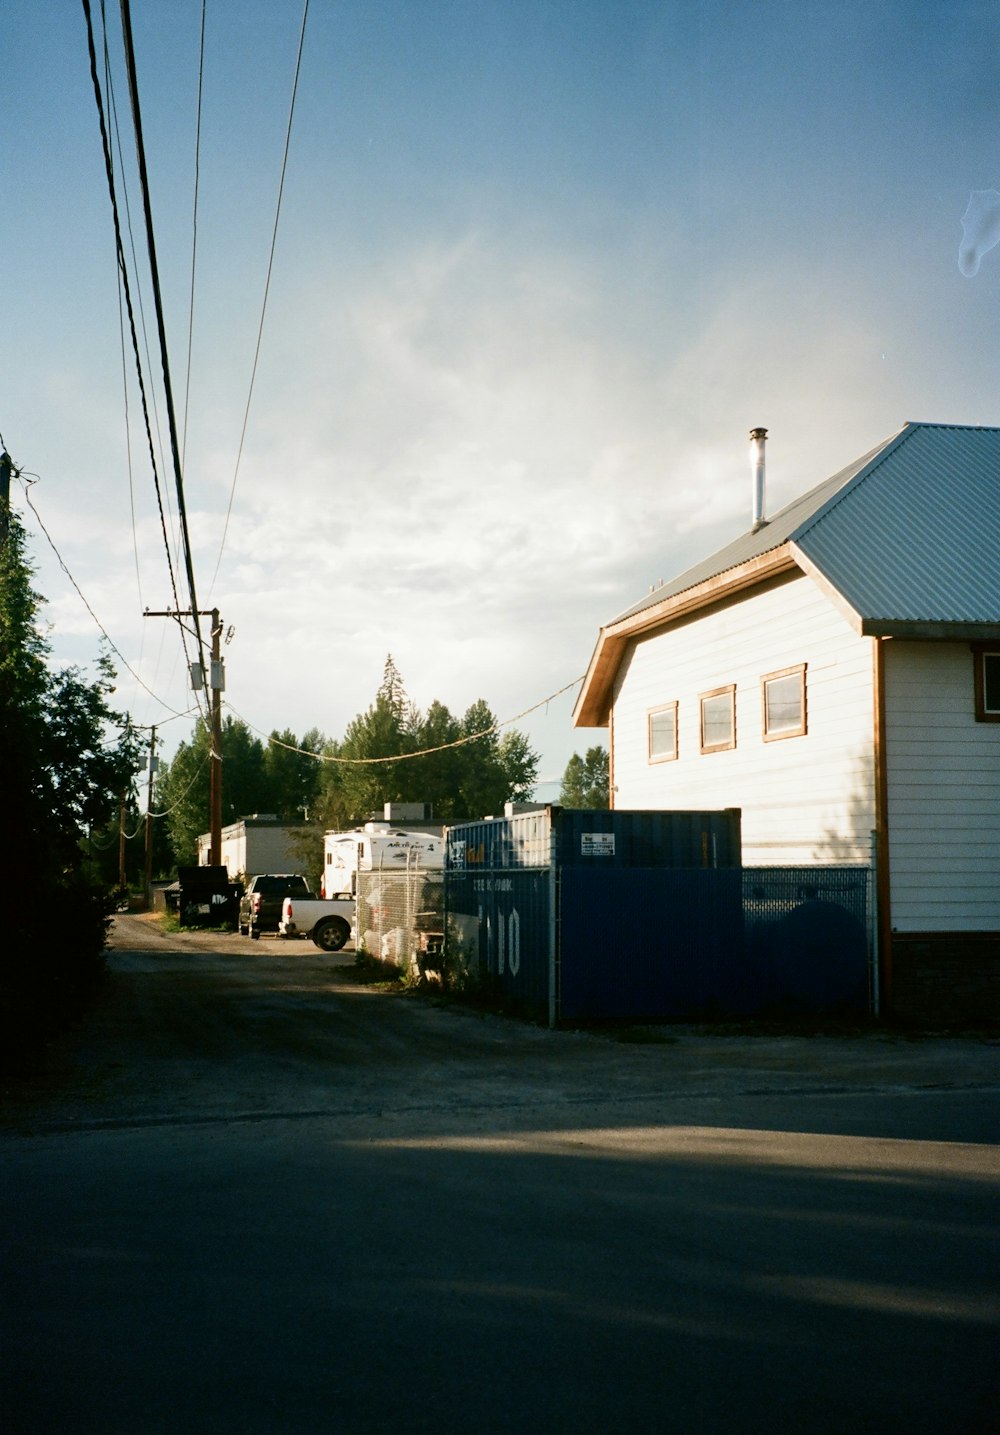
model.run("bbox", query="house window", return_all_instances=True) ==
[762,664,807,740]
[700,685,736,753]
[648,703,678,763]
[974,648,1000,722]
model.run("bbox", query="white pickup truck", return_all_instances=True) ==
[279,895,355,952]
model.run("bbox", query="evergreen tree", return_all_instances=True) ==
[313,736,353,834]
[451,700,540,819]
[262,728,322,821]
[409,699,462,818]
[312,660,541,828]
[328,656,418,823]
[559,746,610,808]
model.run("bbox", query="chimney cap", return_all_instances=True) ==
[749,426,768,441]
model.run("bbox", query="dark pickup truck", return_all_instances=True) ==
[238,873,312,938]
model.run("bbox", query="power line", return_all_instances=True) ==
[81,0,195,704]
[101,10,176,564]
[148,751,213,818]
[181,0,207,471]
[102,10,143,614]
[15,472,196,721]
[210,0,310,593]
[118,0,207,680]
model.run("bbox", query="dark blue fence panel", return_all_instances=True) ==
[446,868,551,1018]
[741,867,870,1013]
[557,865,871,1022]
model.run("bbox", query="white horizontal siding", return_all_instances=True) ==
[885,642,1000,932]
[610,573,875,864]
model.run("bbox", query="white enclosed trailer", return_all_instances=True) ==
[321,822,444,897]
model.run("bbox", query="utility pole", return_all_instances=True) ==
[145,608,225,866]
[209,610,223,864]
[144,725,157,909]
[0,448,12,547]
[118,792,127,892]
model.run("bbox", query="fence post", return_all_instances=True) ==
[547,822,558,1028]
[869,829,880,1018]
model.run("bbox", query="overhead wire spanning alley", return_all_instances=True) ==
[209,0,311,595]
[14,469,196,722]
[94,749,214,850]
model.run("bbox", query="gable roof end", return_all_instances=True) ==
[574,422,1000,728]
[791,423,1000,636]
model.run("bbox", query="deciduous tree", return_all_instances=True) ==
[155,715,271,864]
[0,509,140,1047]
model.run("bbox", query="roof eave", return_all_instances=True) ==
[573,544,798,727]
[859,619,1000,641]
[788,542,1000,642]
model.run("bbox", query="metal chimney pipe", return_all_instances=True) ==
[749,427,768,532]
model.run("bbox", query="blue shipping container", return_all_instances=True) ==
[445,807,742,1022]
[447,806,741,874]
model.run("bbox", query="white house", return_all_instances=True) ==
[574,422,1000,1022]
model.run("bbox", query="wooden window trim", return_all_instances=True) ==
[761,663,807,742]
[699,684,736,754]
[647,702,678,764]
[972,645,1000,723]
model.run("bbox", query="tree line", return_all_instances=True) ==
[148,655,544,869]
[143,657,610,874]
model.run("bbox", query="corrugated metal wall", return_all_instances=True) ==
[447,807,741,874]
[549,807,742,870]
[446,867,551,1015]
[443,808,870,1022]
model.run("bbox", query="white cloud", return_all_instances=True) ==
[19,224,992,781]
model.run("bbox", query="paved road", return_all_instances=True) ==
[2,915,998,1434]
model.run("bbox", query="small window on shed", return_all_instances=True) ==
[762,665,807,740]
[974,648,1000,722]
[700,685,736,754]
[648,703,678,763]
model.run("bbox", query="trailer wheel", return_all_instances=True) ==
[313,917,349,953]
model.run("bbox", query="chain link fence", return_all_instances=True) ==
[355,861,445,975]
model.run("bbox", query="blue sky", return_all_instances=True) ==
[4,0,998,798]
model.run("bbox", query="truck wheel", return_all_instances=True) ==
[313,917,349,953]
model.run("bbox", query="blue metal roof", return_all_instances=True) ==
[793,424,1000,630]
[613,423,1000,634]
